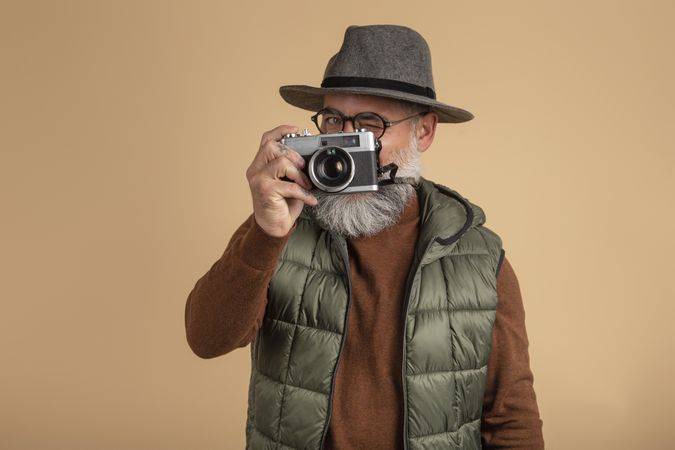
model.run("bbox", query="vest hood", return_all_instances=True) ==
[416,177,485,243]
[414,177,487,265]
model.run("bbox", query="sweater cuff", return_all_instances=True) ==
[236,218,294,271]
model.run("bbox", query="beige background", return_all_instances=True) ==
[1,0,673,449]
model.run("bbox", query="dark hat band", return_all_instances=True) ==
[321,76,436,100]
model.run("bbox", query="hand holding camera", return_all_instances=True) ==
[247,124,384,238]
[246,125,318,238]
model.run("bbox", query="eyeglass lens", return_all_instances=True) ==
[315,110,386,137]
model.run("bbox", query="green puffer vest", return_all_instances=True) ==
[245,178,504,450]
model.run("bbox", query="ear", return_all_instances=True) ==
[414,112,438,153]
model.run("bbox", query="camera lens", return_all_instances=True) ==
[322,158,344,180]
[309,147,355,192]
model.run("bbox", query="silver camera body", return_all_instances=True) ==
[281,130,380,194]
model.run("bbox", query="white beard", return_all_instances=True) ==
[308,134,422,239]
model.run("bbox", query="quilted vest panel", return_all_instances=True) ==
[245,179,503,450]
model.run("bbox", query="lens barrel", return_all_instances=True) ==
[308,146,355,192]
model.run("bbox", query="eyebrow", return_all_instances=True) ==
[321,107,387,119]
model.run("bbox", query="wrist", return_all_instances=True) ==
[237,216,295,270]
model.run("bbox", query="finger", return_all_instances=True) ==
[259,125,300,147]
[278,144,306,169]
[249,140,287,174]
[265,156,313,190]
[250,140,305,176]
[270,180,318,206]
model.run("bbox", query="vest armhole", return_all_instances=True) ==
[496,248,505,277]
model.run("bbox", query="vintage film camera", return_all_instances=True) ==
[281,129,381,194]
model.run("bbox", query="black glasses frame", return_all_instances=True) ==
[310,108,427,139]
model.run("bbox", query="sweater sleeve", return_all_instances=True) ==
[184,215,293,359]
[481,255,545,449]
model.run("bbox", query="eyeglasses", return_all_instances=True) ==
[310,108,427,139]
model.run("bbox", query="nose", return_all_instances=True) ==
[342,118,356,132]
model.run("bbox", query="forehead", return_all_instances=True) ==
[322,93,405,116]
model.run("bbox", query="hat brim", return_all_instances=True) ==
[279,85,474,123]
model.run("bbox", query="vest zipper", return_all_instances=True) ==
[399,243,429,450]
[400,234,469,449]
[319,237,352,450]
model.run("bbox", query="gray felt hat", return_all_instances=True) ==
[279,25,474,123]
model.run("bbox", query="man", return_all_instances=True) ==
[185,25,544,449]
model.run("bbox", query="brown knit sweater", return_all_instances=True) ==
[185,192,545,449]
